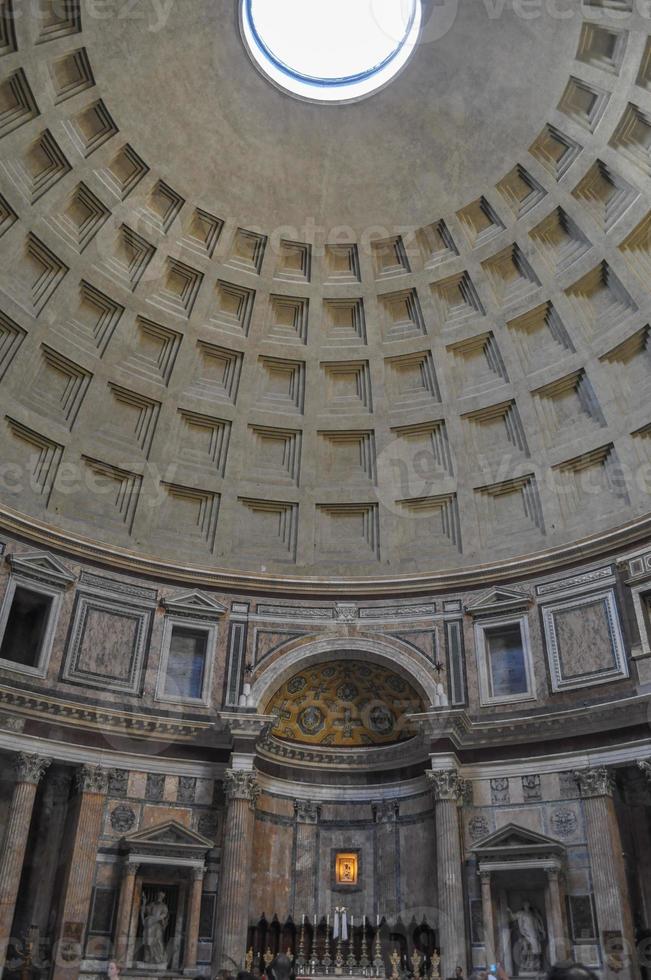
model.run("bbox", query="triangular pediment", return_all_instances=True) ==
[473,822,564,854]
[465,587,532,616]
[122,819,213,850]
[7,550,76,588]
[162,590,226,618]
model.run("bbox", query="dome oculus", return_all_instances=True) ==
[240,0,422,103]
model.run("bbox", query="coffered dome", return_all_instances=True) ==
[1,0,651,584]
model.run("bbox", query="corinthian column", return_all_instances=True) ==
[212,770,260,973]
[575,767,639,980]
[293,800,320,918]
[0,753,51,972]
[52,764,111,980]
[427,769,467,980]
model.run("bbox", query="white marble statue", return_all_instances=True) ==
[508,902,546,974]
[141,891,169,965]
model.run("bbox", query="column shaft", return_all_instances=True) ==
[577,768,639,980]
[480,873,495,966]
[428,771,467,980]
[0,754,51,973]
[114,865,138,966]
[374,802,400,920]
[294,802,319,918]
[52,765,110,980]
[213,771,259,973]
[184,871,205,972]
[545,870,567,965]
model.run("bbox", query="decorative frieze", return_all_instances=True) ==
[145,773,165,802]
[108,768,129,796]
[522,774,542,802]
[178,776,197,803]
[490,777,510,804]
[75,764,110,795]
[536,566,614,596]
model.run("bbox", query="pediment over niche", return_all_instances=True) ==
[473,823,565,869]
[7,550,76,588]
[161,590,226,619]
[464,587,532,617]
[121,820,213,860]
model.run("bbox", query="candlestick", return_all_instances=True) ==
[359,916,370,971]
[373,922,383,977]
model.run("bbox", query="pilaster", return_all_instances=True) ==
[52,764,111,980]
[575,766,639,980]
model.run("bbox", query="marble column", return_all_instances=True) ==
[293,800,320,918]
[29,769,73,943]
[52,764,111,980]
[184,868,206,973]
[575,766,639,980]
[427,769,467,979]
[212,770,260,973]
[0,753,52,973]
[373,800,400,920]
[114,860,138,967]
[479,871,495,966]
[544,868,567,965]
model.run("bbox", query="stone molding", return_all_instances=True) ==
[574,765,615,798]
[75,763,111,795]
[427,768,465,802]
[4,506,651,597]
[223,769,260,807]
[14,751,52,784]
[0,683,214,741]
[6,550,76,589]
[294,799,320,824]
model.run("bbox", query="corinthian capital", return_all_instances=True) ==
[75,764,111,795]
[14,752,52,784]
[574,766,615,798]
[224,769,260,808]
[638,760,651,784]
[294,799,320,824]
[427,768,464,803]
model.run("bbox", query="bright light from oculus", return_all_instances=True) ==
[241,0,422,103]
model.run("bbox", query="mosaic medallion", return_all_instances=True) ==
[298,705,325,735]
[287,675,307,694]
[337,682,359,701]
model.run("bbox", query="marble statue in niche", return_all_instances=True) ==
[508,902,546,974]
[141,891,169,964]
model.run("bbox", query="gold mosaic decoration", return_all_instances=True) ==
[265,660,425,747]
